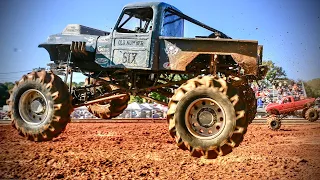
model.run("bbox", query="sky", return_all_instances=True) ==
[0,0,319,83]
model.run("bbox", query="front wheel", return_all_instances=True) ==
[7,70,73,141]
[167,76,247,159]
[267,116,281,130]
[238,85,256,124]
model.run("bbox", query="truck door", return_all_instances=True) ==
[288,97,296,111]
[281,97,294,113]
[112,7,154,69]
[280,97,290,113]
[287,97,294,112]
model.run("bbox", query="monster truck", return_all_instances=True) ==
[7,2,267,158]
[265,96,319,130]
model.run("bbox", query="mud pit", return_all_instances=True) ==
[0,123,319,179]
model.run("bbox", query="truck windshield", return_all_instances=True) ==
[282,98,291,104]
[117,8,153,33]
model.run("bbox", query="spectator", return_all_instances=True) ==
[152,112,160,118]
[257,98,263,108]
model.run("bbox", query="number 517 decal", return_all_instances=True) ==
[122,52,137,65]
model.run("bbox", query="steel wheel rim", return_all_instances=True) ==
[18,89,48,125]
[185,98,226,139]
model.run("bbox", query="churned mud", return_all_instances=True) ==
[0,122,319,179]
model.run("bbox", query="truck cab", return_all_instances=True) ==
[41,2,184,71]
[280,96,295,104]
[266,96,297,114]
[95,2,181,69]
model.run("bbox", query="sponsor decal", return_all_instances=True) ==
[165,43,179,55]
[97,46,107,52]
[117,39,145,47]
[163,62,170,69]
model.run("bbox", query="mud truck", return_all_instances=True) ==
[7,2,267,159]
[266,96,319,130]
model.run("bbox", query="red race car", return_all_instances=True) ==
[265,96,319,130]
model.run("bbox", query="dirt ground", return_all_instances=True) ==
[0,122,320,179]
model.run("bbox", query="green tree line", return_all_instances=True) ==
[304,78,320,98]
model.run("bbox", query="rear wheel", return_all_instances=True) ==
[238,85,256,124]
[86,79,129,119]
[305,108,319,122]
[167,76,247,159]
[87,95,129,119]
[7,70,73,141]
[267,116,281,130]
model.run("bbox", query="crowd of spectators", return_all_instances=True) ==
[252,79,306,108]
[71,107,97,119]
[70,103,167,119]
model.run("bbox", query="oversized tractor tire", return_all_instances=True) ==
[87,95,130,119]
[238,85,256,124]
[85,79,130,119]
[7,70,73,141]
[305,108,319,122]
[167,76,247,159]
[301,108,308,119]
[267,116,281,130]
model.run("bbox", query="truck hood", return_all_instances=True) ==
[39,24,110,53]
[61,24,110,36]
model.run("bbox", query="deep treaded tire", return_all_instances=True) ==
[87,95,129,119]
[6,70,73,141]
[305,108,319,122]
[85,78,130,119]
[267,116,281,130]
[238,85,256,124]
[302,108,308,119]
[167,76,247,159]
